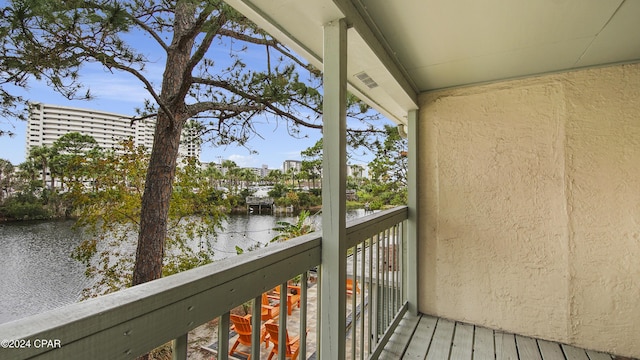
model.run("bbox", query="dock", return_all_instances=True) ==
[246,196,275,214]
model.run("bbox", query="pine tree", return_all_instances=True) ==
[1,0,381,293]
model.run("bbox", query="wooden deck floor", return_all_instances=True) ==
[380,313,617,360]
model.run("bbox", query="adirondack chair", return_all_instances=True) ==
[269,285,301,315]
[346,278,360,295]
[261,293,280,321]
[264,321,301,360]
[229,314,269,360]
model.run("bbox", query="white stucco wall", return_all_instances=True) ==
[418,63,640,357]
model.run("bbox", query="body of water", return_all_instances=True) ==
[0,209,368,324]
[0,220,89,324]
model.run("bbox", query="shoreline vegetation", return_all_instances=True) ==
[0,127,407,226]
[0,203,333,223]
[0,195,372,223]
[0,131,405,356]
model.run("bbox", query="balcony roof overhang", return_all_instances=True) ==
[223,0,640,125]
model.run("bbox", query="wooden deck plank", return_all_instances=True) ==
[585,349,613,360]
[562,344,590,360]
[515,335,542,360]
[378,312,619,360]
[425,318,455,360]
[404,315,438,359]
[538,339,566,360]
[450,322,474,359]
[495,332,519,360]
[473,326,495,360]
[378,313,421,359]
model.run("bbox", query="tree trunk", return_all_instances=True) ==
[41,162,47,189]
[131,112,184,286]
[131,0,195,287]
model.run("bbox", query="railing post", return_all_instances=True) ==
[351,248,357,360]
[278,281,288,359]
[218,313,230,360]
[407,109,419,315]
[368,233,374,354]
[300,272,308,360]
[251,295,261,360]
[359,243,366,360]
[171,334,187,360]
[321,17,348,360]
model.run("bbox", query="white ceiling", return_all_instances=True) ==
[224,0,640,124]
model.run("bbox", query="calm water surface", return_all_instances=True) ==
[0,220,89,324]
[0,210,367,324]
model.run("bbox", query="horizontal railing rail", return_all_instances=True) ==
[0,206,409,360]
[345,206,408,249]
[0,233,321,360]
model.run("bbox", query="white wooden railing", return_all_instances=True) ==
[344,206,408,360]
[0,206,408,360]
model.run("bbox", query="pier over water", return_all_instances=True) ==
[245,196,274,214]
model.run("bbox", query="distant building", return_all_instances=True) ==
[240,165,281,180]
[261,164,270,178]
[244,165,278,178]
[27,102,200,159]
[282,159,302,173]
[246,167,263,178]
[347,164,367,178]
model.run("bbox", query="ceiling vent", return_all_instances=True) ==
[354,72,379,89]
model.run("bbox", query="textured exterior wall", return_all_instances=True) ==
[418,63,640,357]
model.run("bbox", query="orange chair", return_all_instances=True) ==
[229,314,269,359]
[264,321,301,360]
[269,285,301,315]
[346,278,360,295]
[261,293,280,321]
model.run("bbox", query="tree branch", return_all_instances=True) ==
[129,16,168,52]
[179,11,226,103]
[185,101,264,117]
[218,28,320,75]
[185,13,224,73]
[81,47,175,123]
[191,76,322,129]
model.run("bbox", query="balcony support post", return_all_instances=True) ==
[407,109,419,315]
[171,333,187,360]
[320,17,348,360]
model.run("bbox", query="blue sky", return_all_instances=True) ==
[0,74,326,169]
[0,16,392,169]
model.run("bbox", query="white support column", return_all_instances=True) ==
[320,18,348,360]
[407,110,419,315]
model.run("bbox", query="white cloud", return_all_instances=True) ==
[281,150,302,160]
[77,61,164,106]
[228,154,260,168]
[82,74,157,105]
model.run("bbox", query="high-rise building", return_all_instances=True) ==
[27,103,200,159]
[282,159,302,173]
[260,164,270,178]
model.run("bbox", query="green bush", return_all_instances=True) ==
[276,191,299,207]
[368,199,384,210]
[268,183,289,198]
[296,191,321,208]
[0,194,52,220]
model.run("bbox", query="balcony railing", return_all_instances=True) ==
[0,206,408,360]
